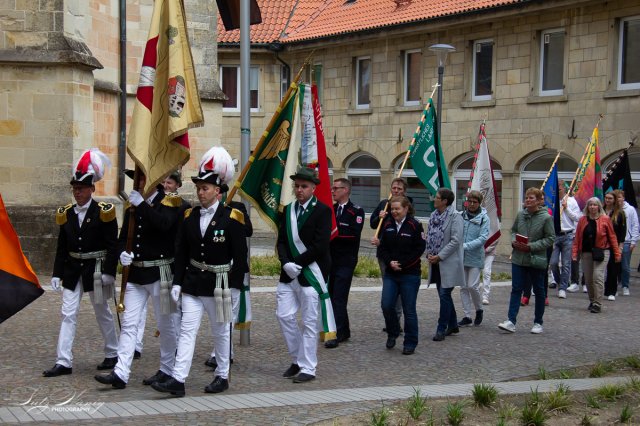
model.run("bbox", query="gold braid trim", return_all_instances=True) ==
[98,202,116,222]
[56,204,73,225]
[230,208,245,225]
[161,192,182,208]
[184,208,192,219]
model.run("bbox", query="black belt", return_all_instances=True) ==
[557,231,574,236]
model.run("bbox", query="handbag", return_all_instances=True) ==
[591,247,605,262]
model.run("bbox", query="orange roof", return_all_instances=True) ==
[217,0,526,44]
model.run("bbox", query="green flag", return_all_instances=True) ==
[409,98,450,195]
[238,88,299,232]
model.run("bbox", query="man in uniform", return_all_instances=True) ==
[277,166,334,383]
[325,178,364,349]
[95,170,183,389]
[151,147,248,396]
[44,148,119,377]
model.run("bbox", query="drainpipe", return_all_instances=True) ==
[269,43,290,88]
[117,0,127,199]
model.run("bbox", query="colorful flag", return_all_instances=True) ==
[469,123,502,247]
[238,86,300,232]
[573,127,603,209]
[0,194,43,324]
[409,98,450,196]
[299,83,338,240]
[603,149,637,208]
[127,0,203,196]
[541,162,562,234]
[216,0,262,31]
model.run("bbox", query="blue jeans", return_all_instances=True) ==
[620,242,632,288]
[550,233,574,290]
[436,285,458,334]
[509,264,545,325]
[381,273,420,349]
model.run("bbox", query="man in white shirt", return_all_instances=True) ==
[618,191,639,295]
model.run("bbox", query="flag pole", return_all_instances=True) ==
[465,121,487,198]
[539,151,563,191]
[567,114,604,196]
[374,84,439,239]
[225,54,313,206]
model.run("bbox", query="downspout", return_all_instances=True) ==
[118,0,127,199]
[269,43,290,88]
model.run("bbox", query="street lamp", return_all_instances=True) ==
[428,43,455,187]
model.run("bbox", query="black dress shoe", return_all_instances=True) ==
[97,357,118,370]
[151,377,185,397]
[134,350,142,360]
[94,371,126,389]
[433,332,445,342]
[474,310,484,326]
[142,370,171,386]
[293,373,315,383]
[402,347,415,355]
[204,356,217,369]
[324,339,339,349]
[282,363,300,378]
[386,336,396,349]
[43,364,72,377]
[445,326,460,336]
[204,376,229,393]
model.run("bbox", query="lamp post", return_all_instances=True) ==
[428,43,455,187]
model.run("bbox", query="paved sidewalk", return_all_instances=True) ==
[0,276,638,424]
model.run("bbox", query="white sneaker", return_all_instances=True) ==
[607,295,615,301]
[531,323,543,334]
[623,287,630,296]
[558,290,567,299]
[583,285,588,293]
[498,320,516,333]
[567,283,580,293]
[482,298,490,305]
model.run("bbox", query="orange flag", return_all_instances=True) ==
[0,194,43,324]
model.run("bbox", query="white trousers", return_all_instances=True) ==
[481,254,495,299]
[113,281,180,383]
[460,267,483,318]
[276,279,319,376]
[173,294,231,382]
[135,298,148,353]
[56,280,118,368]
[210,287,240,359]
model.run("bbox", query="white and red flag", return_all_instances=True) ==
[127,0,203,195]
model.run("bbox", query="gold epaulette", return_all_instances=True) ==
[55,204,73,225]
[161,192,182,208]
[184,208,192,219]
[124,201,131,211]
[230,208,245,225]
[98,202,116,222]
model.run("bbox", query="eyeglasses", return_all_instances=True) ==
[331,186,346,191]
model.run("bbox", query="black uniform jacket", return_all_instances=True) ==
[277,199,332,286]
[330,199,364,267]
[378,215,426,276]
[228,200,253,237]
[118,189,181,285]
[173,205,248,296]
[53,199,118,292]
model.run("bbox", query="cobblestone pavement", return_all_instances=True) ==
[0,274,638,424]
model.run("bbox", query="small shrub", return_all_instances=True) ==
[624,355,640,369]
[580,413,593,426]
[585,394,602,409]
[354,256,381,278]
[370,406,389,426]
[492,272,512,281]
[497,402,517,421]
[250,255,281,276]
[558,369,574,379]
[472,383,498,408]
[537,365,548,380]
[627,377,640,393]
[446,400,466,426]
[520,403,548,426]
[596,383,626,401]
[620,404,633,423]
[589,361,613,378]
[545,384,572,413]
[405,388,428,420]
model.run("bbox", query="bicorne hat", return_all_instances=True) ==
[191,146,234,186]
[70,148,111,186]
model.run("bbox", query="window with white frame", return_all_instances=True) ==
[356,56,371,109]
[618,16,640,90]
[404,49,422,106]
[519,153,578,206]
[346,153,379,212]
[452,155,502,211]
[220,65,259,111]
[472,39,493,101]
[539,29,565,95]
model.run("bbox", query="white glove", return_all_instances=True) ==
[51,277,62,292]
[128,190,144,207]
[171,285,181,303]
[283,262,302,279]
[101,274,115,286]
[120,251,134,266]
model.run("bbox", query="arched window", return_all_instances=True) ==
[393,157,432,217]
[453,155,503,211]
[346,153,380,212]
[603,151,640,208]
[520,152,578,205]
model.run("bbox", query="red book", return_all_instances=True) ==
[516,234,529,244]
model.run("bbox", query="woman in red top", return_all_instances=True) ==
[572,197,621,313]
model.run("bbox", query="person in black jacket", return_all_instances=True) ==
[379,195,426,355]
[277,166,333,383]
[95,171,183,390]
[325,178,364,349]
[151,147,247,397]
[44,149,119,378]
